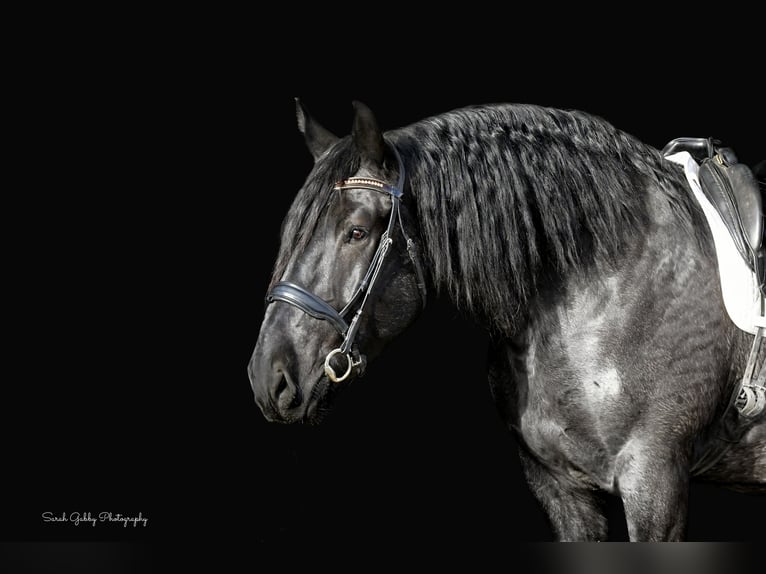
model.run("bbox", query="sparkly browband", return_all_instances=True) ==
[333,177,403,198]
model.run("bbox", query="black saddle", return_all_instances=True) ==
[663,137,765,293]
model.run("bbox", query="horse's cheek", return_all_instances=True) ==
[372,277,421,340]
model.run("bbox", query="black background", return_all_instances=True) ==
[4,63,764,566]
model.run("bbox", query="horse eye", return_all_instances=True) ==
[349,227,368,241]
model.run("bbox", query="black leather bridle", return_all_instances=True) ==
[265,144,426,382]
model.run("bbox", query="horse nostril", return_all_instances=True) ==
[274,373,288,402]
[273,370,301,411]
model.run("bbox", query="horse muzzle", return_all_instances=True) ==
[266,281,364,383]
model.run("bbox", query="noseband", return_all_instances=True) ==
[265,144,426,383]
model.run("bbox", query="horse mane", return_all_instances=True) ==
[391,104,704,332]
[273,103,705,334]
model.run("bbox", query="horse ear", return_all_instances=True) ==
[351,100,385,168]
[295,98,339,161]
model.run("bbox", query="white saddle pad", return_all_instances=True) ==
[665,151,764,335]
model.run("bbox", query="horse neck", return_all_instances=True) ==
[390,123,698,335]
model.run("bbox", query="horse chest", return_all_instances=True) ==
[514,292,630,490]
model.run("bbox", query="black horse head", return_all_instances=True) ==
[249,100,427,423]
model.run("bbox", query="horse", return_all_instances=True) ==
[248,99,765,541]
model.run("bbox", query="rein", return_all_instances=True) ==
[265,143,426,383]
